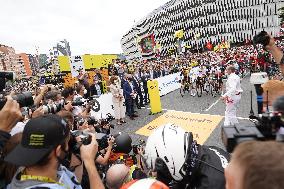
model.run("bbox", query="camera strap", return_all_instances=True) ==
[20,174,66,187]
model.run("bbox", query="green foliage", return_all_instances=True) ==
[279,7,284,24]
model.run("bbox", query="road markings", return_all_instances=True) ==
[205,98,220,112]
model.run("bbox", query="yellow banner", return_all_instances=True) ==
[136,111,223,144]
[58,56,71,72]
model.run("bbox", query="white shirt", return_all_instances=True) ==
[223,73,243,98]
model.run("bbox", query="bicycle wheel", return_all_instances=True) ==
[190,83,197,97]
[203,80,210,94]
[196,83,202,97]
[180,87,185,97]
[210,83,214,96]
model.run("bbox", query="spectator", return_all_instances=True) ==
[4,114,104,189]
[106,164,147,189]
[140,69,150,105]
[0,97,22,152]
[0,133,22,187]
[132,74,144,109]
[123,75,138,120]
[144,124,229,189]
[109,76,126,125]
[225,141,284,189]
[94,69,103,82]
[90,78,104,97]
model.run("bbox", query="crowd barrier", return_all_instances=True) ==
[90,73,181,118]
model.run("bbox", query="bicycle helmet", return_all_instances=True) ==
[113,133,133,154]
[121,178,169,189]
[144,124,194,181]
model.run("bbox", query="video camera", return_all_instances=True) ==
[222,89,283,153]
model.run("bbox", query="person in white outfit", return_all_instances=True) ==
[109,76,126,125]
[220,65,243,126]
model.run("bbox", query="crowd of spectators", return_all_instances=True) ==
[0,34,284,188]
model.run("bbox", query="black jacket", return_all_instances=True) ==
[188,146,230,189]
[90,82,104,96]
[0,130,10,152]
[159,145,230,189]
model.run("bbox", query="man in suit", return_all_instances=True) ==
[123,74,138,120]
[141,69,150,105]
[132,73,144,109]
[90,78,104,96]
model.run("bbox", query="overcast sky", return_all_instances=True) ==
[0,0,169,55]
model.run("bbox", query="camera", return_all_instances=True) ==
[0,92,34,110]
[132,139,146,154]
[42,100,65,114]
[253,31,270,47]
[70,130,110,154]
[72,97,86,106]
[0,71,16,81]
[222,112,282,153]
[75,116,98,128]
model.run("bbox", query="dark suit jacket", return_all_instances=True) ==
[90,82,104,96]
[153,70,159,79]
[132,76,142,93]
[123,81,135,99]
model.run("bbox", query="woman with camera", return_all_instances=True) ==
[109,76,126,125]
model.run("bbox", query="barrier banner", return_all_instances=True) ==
[70,55,85,77]
[90,93,126,119]
[156,73,181,96]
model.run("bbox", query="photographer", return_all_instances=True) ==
[0,97,22,151]
[255,31,284,74]
[272,95,284,142]
[106,163,147,189]
[61,87,75,112]
[144,124,229,189]
[4,114,104,189]
[73,84,91,118]
[225,141,284,189]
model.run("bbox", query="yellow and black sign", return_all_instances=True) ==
[136,111,223,144]
[147,80,162,114]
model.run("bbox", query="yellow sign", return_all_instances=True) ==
[147,80,162,114]
[136,111,223,144]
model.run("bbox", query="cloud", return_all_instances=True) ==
[0,0,169,55]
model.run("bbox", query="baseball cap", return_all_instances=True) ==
[5,114,69,166]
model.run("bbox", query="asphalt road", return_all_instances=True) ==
[113,75,257,151]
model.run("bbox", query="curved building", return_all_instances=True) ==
[121,0,284,61]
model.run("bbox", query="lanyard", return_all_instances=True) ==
[21,174,68,188]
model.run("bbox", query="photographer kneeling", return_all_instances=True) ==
[4,114,104,189]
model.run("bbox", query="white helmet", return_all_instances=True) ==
[144,124,193,181]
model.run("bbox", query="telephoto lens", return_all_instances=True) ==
[0,92,34,110]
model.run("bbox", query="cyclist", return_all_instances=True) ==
[180,66,190,89]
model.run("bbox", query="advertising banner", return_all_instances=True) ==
[156,73,181,96]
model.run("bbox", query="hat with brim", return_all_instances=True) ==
[5,144,53,167]
[4,114,68,167]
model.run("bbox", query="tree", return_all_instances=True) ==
[279,7,284,25]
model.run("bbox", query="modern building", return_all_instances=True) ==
[28,54,40,76]
[121,0,284,61]
[17,53,32,77]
